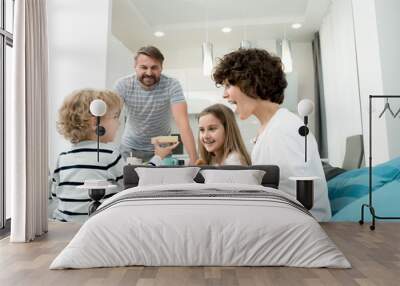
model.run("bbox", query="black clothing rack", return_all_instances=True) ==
[359,95,400,230]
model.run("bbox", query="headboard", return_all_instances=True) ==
[123,165,280,189]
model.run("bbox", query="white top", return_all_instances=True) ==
[212,152,244,166]
[251,108,331,221]
[223,152,244,165]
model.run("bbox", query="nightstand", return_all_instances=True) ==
[289,176,319,210]
[77,182,116,215]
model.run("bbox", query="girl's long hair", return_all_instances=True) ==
[197,104,251,165]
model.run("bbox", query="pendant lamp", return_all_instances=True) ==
[281,39,293,73]
[202,41,213,76]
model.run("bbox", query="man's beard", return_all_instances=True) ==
[138,74,160,87]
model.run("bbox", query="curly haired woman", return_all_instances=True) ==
[213,48,331,221]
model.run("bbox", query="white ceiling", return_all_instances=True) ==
[112,0,331,51]
[133,0,308,26]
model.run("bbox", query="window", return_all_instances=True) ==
[1,0,14,232]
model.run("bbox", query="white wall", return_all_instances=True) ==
[105,34,133,143]
[106,35,133,89]
[48,0,111,170]
[374,0,400,159]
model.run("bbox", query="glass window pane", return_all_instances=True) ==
[1,1,3,29]
[6,0,14,33]
[5,44,12,219]
[0,37,3,227]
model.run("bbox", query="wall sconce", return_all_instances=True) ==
[298,99,314,162]
[89,99,107,162]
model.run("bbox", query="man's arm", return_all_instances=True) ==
[171,102,198,164]
[113,78,127,143]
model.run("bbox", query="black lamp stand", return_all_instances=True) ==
[296,180,314,210]
[294,115,314,210]
[88,188,106,215]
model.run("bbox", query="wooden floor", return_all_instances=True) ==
[1,222,400,286]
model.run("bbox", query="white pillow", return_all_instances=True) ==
[200,169,266,185]
[136,167,200,186]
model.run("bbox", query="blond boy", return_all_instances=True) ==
[51,89,124,223]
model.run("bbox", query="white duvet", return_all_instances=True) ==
[50,183,350,269]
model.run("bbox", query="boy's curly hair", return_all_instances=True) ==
[213,48,287,104]
[57,89,122,144]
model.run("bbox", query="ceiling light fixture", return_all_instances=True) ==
[239,6,252,49]
[202,42,213,76]
[291,23,302,29]
[240,40,251,49]
[154,31,165,37]
[240,26,251,49]
[280,26,293,73]
[221,27,232,33]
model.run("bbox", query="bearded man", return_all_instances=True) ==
[115,46,197,163]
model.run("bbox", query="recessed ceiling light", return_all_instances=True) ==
[291,23,302,29]
[154,31,165,37]
[221,27,232,33]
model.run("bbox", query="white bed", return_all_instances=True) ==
[50,183,350,269]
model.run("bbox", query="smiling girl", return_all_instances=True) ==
[196,104,251,166]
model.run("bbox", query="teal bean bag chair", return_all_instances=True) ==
[328,157,400,221]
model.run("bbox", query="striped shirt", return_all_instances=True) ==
[51,141,125,223]
[114,74,185,152]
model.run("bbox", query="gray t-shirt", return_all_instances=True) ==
[115,74,185,151]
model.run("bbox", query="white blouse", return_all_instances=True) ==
[251,108,331,221]
[222,152,244,165]
[212,152,244,166]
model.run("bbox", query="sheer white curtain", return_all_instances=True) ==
[10,0,48,242]
[319,0,363,167]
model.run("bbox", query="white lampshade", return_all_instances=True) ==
[90,99,107,117]
[281,39,293,73]
[298,99,314,117]
[202,42,213,76]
